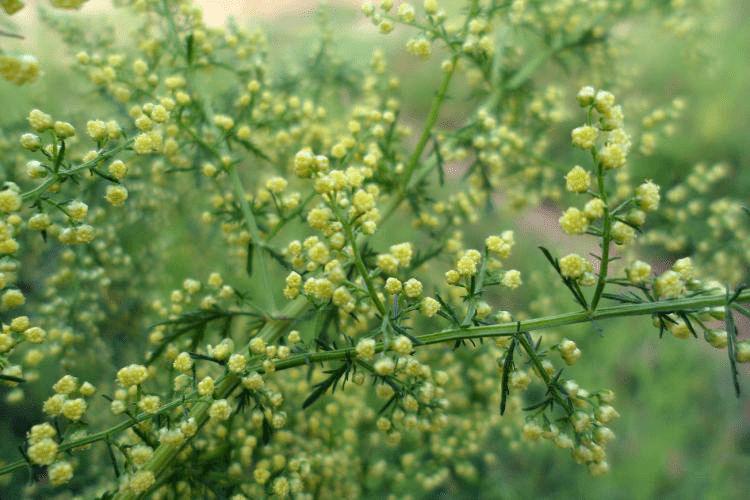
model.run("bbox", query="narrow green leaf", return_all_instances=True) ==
[601,292,641,304]
[130,423,158,449]
[435,293,461,326]
[725,302,741,397]
[656,314,667,338]
[261,415,274,445]
[677,312,698,338]
[378,393,398,415]
[570,279,589,309]
[89,168,119,183]
[406,244,444,274]
[523,398,550,411]
[186,33,194,65]
[235,389,254,414]
[246,241,254,276]
[728,284,748,305]
[731,302,750,319]
[432,135,445,186]
[538,247,588,308]
[188,352,225,366]
[500,337,516,416]
[550,368,564,387]
[236,138,271,161]
[302,363,347,409]
[105,439,120,478]
[538,246,560,272]
[391,323,422,346]
[263,246,292,271]
[53,140,65,173]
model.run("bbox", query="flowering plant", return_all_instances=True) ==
[0,0,748,498]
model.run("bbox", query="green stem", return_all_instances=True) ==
[516,331,571,413]
[461,247,489,326]
[21,139,134,201]
[273,289,749,374]
[0,398,188,477]
[400,58,456,188]
[272,290,750,376]
[228,164,277,313]
[382,0,480,221]
[3,290,746,483]
[590,149,611,312]
[160,0,183,61]
[112,297,308,500]
[385,58,457,222]
[266,191,316,242]
[338,209,386,316]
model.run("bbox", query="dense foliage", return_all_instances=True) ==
[0,0,749,499]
